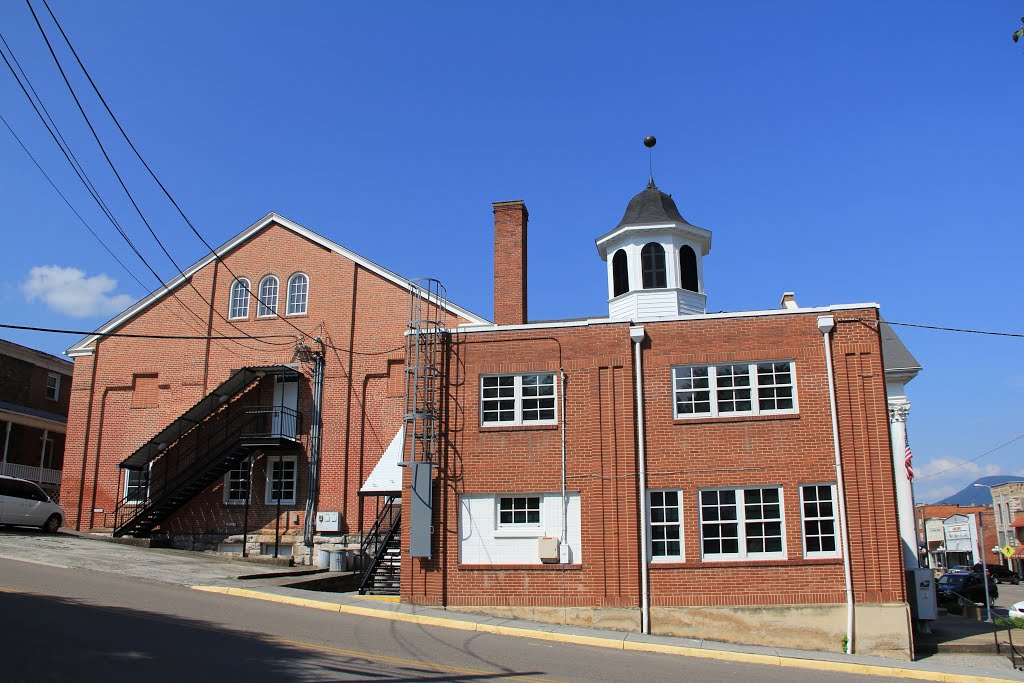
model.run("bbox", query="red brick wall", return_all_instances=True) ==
[61,222,470,536]
[405,307,906,610]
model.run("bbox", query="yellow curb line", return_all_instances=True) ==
[191,586,1015,683]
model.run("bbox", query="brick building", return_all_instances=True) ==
[62,175,918,658]
[1,338,73,498]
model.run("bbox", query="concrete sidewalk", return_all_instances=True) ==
[1,530,1022,683]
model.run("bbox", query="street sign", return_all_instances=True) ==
[1003,545,1015,558]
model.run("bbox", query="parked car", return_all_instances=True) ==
[946,565,974,574]
[0,475,63,533]
[936,571,998,605]
[1009,601,1024,619]
[972,563,1020,585]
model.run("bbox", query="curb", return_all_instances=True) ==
[191,586,1019,683]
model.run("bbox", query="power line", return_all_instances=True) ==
[915,433,1024,480]
[885,320,1024,339]
[0,322,296,341]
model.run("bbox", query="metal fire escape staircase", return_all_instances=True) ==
[112,365,303,538]
[358,279,446,594]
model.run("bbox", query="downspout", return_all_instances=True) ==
[560,368,568,562]
[304,340,325,547]
[630,325,650,634]
[818,315,855,654]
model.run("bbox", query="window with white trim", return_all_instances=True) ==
[480,373,556,426]
[699,487,785,560]
[649,490,683,561]
[497,495,541,527]
[224,459,251,504]
[265,455,297,505]
[286,273,309,315]
[124,467,150,504]
[45,373,60,401]
[257,276,279,317]
[801,484,840,557]
[673,361,796,418]
[229,278,250,319]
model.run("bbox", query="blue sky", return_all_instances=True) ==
[1,2,1021,503]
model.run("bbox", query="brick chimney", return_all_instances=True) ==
[493,200,528,325]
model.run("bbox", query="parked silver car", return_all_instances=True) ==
[0,475,63,533]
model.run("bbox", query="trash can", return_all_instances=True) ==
[329,549,344,572]
[317,549,331,568]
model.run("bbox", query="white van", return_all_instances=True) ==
[0,475,63,533]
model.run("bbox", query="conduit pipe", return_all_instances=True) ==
[818,315,855,654]
[630,325,650,634]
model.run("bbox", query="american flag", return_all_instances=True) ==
[904,437,914,482]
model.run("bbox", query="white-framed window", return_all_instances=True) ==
[649,489,683,562]
[45,373,60,401]
[699,486,785,561]
[265,455,297,505]
[673,361,797,419]
[229,278,251,319]
[286,273,309,315]
[257,275,279,317]
[480,373,556,426]
[124,467,150,504]
[497,495,541,528]
[800,484,840,558]
[224,458,251,504]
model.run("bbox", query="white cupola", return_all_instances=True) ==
[595,180,711,319]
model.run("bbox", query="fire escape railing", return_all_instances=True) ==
[358,496,401,594]
[113,405,302,536]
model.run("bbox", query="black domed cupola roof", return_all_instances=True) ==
[615,180,691,229]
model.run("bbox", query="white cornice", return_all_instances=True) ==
[594,221,712,260]
[65,213,489,355]
[0,339,73,372]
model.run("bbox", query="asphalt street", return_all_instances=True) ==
[0,554,902,683]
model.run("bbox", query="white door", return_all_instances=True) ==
[272,376,299,439]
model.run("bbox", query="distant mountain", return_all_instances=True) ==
[932,475,1024,505]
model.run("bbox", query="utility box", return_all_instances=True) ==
[907,568,938,621]
[316,511,340,532]
[538,537,560,563]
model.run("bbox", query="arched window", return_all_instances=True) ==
[612,250,629,297]
[287,273,309,315]
[257,275,279,317]
[641,243,666,289]
[229,278,250,319]
[679,245,698,292]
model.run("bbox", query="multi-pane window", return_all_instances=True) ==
[124,468,150,504]
[801,484,839,557]
[286,273,309,315]
[45,373,60,401]
[229,278,250,319]
[700,487,785,560]
[224,459,251,504]
[498,496,541,527]
[673,362,796,418]
[649,490,683,561]
[641,243,666,289]
[258,276,279,317]
[265,455,297,505]
[481,373,556,426]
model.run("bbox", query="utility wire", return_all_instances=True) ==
[884,320,1024,339]
[915,433,1024,480]
[0,322,296,341]
[24,3,284,351]
[37,0,320,345]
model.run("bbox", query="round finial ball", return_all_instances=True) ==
[643,136,657,148]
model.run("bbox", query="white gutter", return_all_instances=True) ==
[818,315,855,654]
[630,325,650,634]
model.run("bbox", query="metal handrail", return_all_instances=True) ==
[113,405,303,534]
[359,496,401,594]
[992,615,1024,670]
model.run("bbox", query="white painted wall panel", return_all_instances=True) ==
[459,492,582,565]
